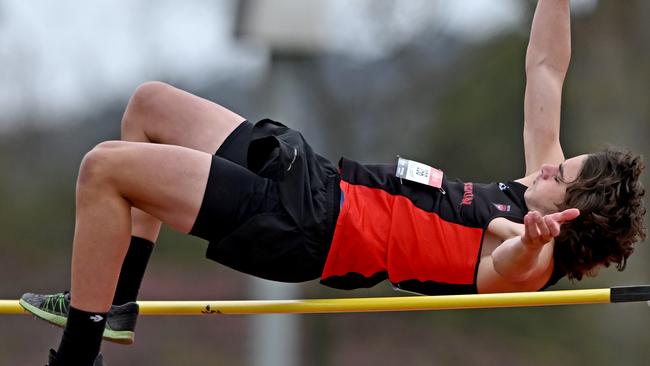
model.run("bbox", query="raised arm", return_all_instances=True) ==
[520,0,571,181]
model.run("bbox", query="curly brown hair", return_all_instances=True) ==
[554,148,646,280]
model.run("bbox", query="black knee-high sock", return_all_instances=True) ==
[55,306,107,366]
[112,236,154,305]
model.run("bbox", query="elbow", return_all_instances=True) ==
[525,49,571,76]
[523,126,561,145]
[494,261,535,283]
[491,254,537,283]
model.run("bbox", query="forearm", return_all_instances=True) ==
[491,236,545,282]
[521,0,571,174]
[526,0,571,76]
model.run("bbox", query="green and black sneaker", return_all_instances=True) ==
[20,292,138,345]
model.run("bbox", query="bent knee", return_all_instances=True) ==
[128,81,172,112]
[122,81,174,138]
[78,141,127,186]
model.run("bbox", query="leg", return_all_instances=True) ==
[120,81,246,242]
[21,85,248,364]
[114,82,246,305]
[22,141,214,364]
[72,141,213,311]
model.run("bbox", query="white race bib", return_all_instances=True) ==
[396,157,443,189]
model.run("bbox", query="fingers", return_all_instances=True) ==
[524,212,539,240]
[523,208,579,248]
[547,208,580,223]
[535,212,550,238]
[523,211,552,247]
[544,215,561,237]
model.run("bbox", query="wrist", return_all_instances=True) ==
[520,234,546,251]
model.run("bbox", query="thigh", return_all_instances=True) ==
[213,120,254,168]
[100,141,277,236]
[98,141,213,233]
[190,149,280,242]
[123,81,246,153]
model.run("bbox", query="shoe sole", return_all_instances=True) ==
[19,298,135,345]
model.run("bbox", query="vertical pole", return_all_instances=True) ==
[249,56,309,366]
[250,279,300,366]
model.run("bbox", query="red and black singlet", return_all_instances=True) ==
[320,157,531,295]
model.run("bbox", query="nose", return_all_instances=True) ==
[540,164,557,179]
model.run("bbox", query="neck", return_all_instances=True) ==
[524,197,555,216]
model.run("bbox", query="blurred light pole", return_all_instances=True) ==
[236,1,331,365]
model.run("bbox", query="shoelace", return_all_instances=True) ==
[41,293,69,314]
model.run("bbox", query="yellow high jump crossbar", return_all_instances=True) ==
[0,286,648,316]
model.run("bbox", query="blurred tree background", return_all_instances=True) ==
[0,1,648,365]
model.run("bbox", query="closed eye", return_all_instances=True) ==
[556,163,567,184]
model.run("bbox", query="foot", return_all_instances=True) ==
[20,292,138,345]
[46,349,105,366]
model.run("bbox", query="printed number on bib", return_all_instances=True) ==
[396,157,443,189]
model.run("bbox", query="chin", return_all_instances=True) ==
[523,190,532,204]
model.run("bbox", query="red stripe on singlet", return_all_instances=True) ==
[322,181,483,285]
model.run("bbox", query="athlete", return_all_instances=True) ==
[19,0,646,365]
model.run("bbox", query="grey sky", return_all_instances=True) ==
[0,0,596,130]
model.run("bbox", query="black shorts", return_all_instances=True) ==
[189,120,340,282]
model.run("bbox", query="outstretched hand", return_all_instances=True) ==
[521,208,580,249]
